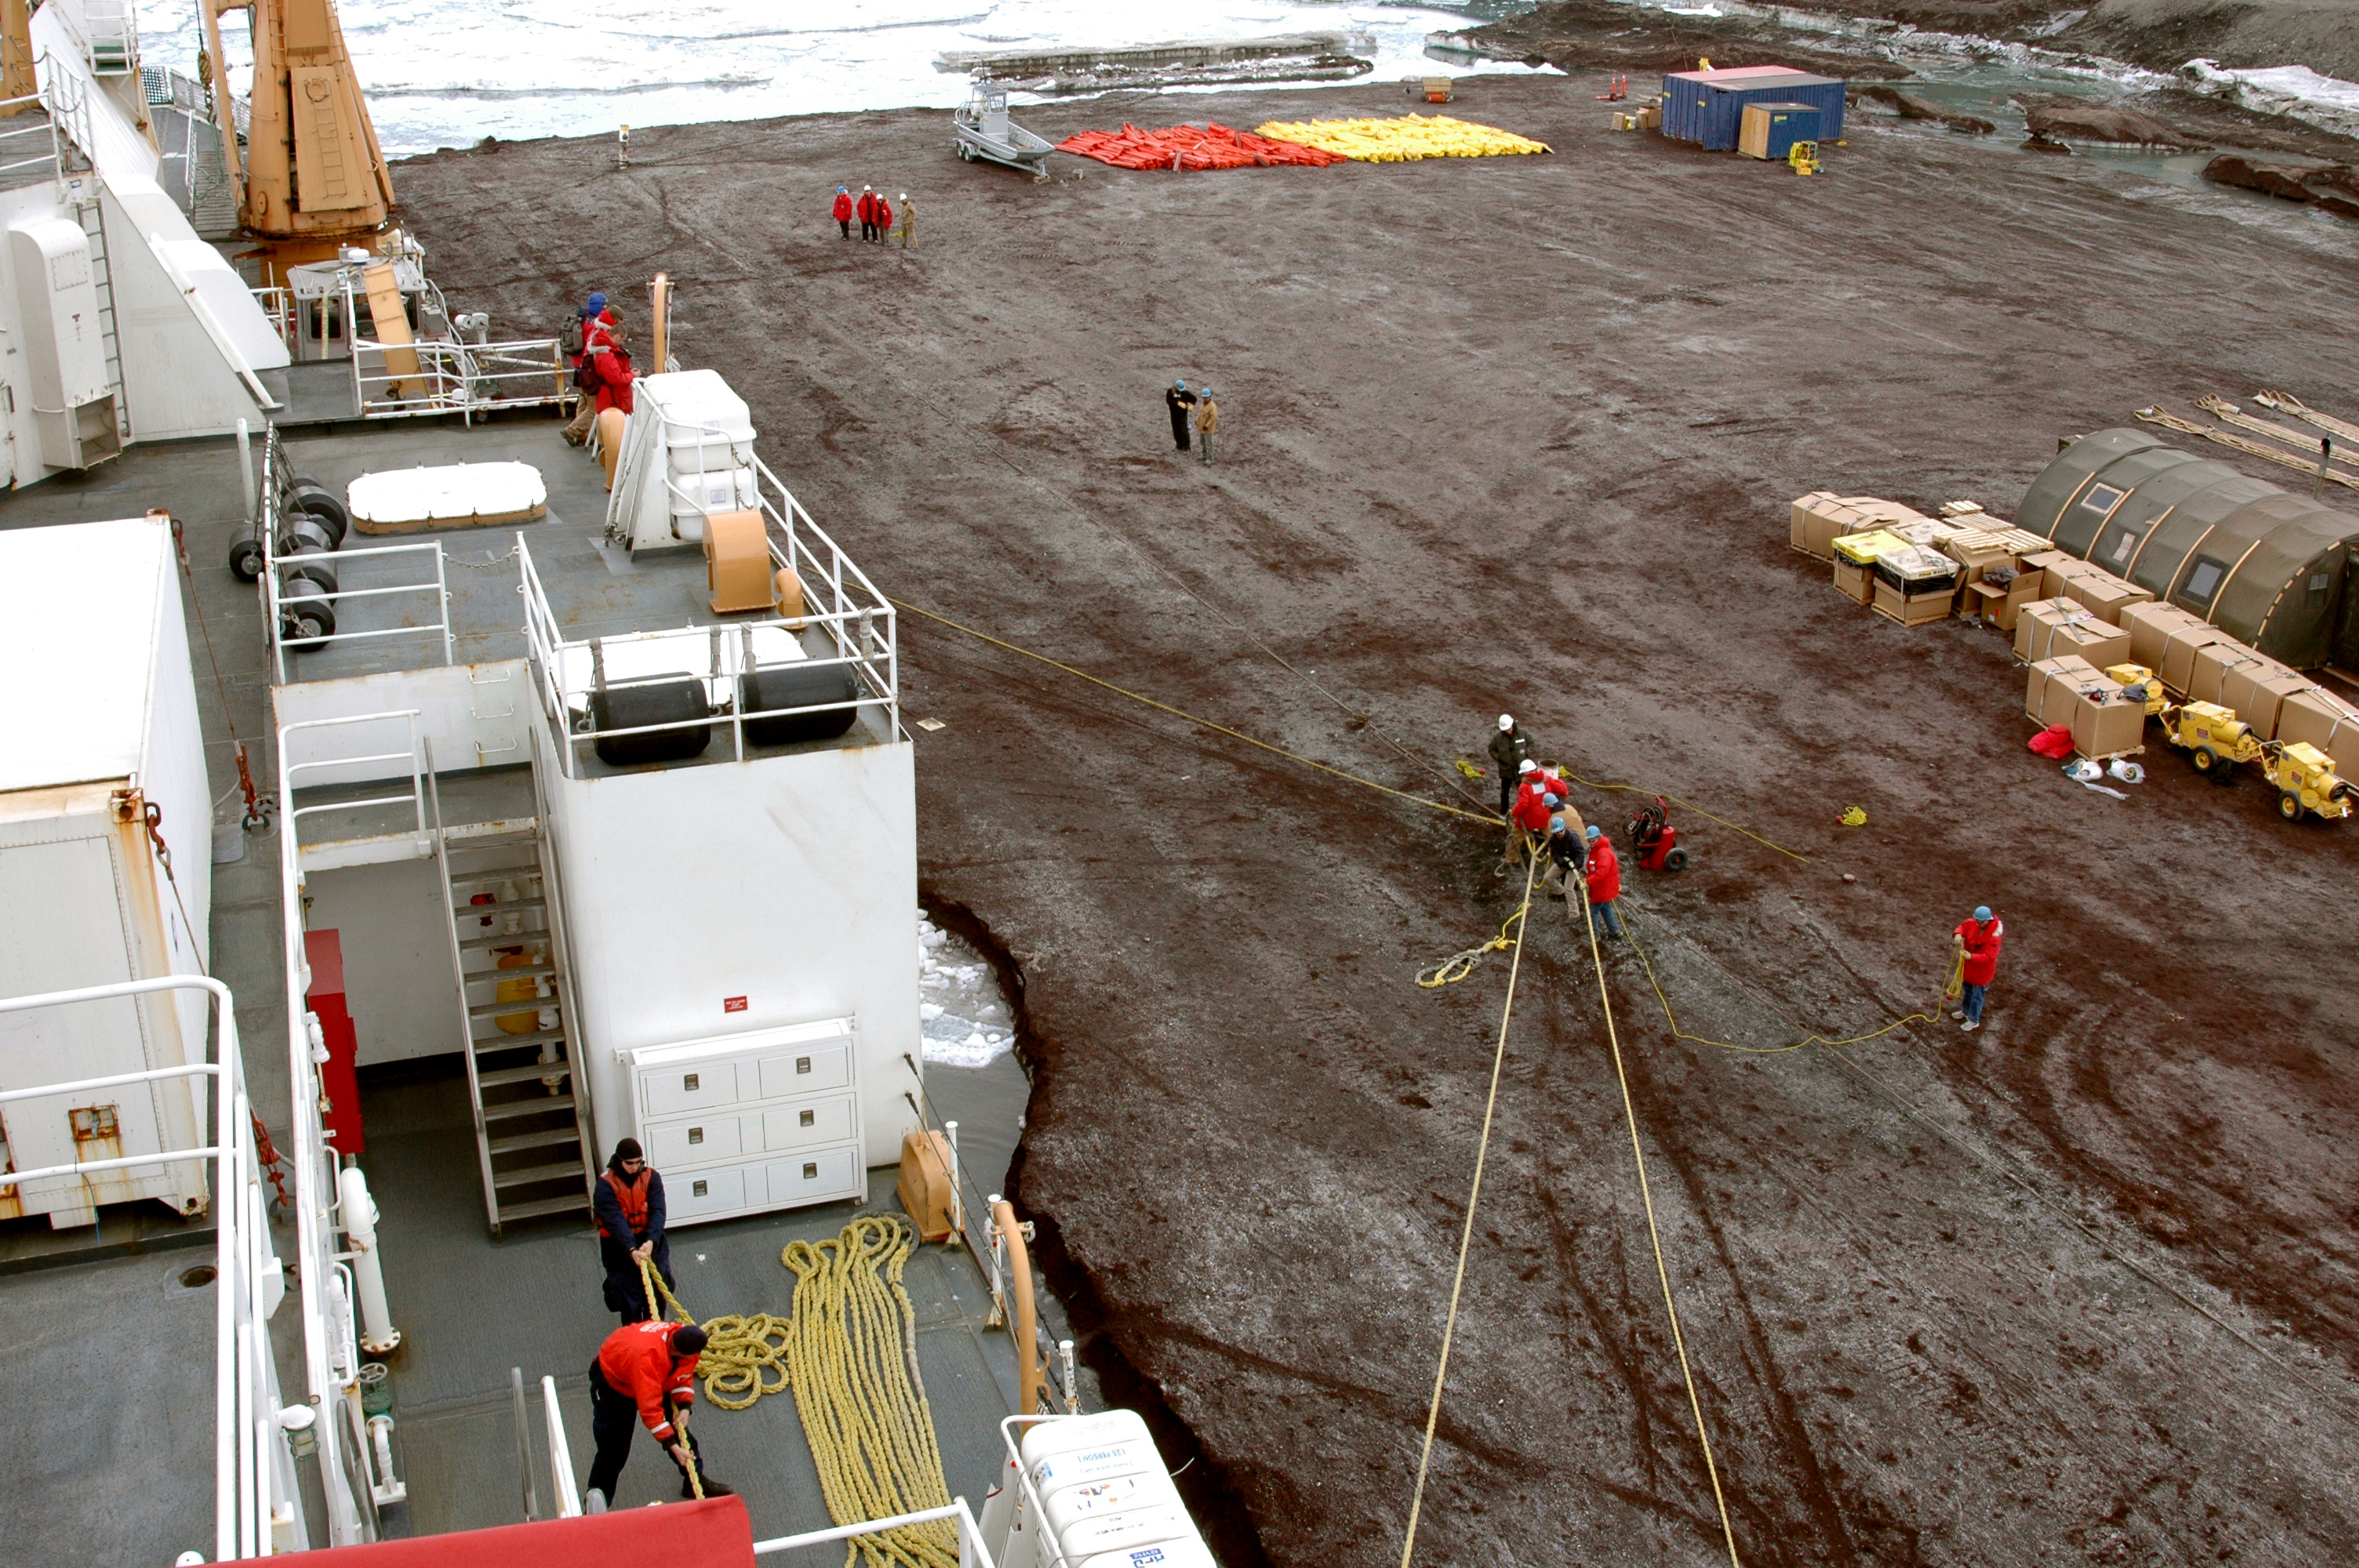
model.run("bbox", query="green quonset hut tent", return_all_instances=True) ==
[2016,429,2359,671]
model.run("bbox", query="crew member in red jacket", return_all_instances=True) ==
[1581,824,1623,940]
[1507,759,1572,864]
[872,191,893,245]
[583,1319,731,1510]
[1952,905,2003,1032]
[856,185,879,241]
[832,184,854,238]
[582,321,636,416]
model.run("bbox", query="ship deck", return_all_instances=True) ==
[0,412,1060,1558]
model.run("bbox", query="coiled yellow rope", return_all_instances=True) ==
[781,1216,958,1568]
[1416,906,1526,988]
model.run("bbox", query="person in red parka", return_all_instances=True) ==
[872,191,893,245]
[1952,906,2003,1032]
[1507,759,1571,865]
[856,185,879,241]
[582,321,635,416]
[1581,824,1623,940]
[583,1319,731,1511]
[832,184,853,238]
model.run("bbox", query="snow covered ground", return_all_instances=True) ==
[134,0,1557,158]
[2183,59,2359,140]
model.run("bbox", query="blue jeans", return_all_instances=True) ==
[1962,982,1986,1023]
[1588,899,1623,939]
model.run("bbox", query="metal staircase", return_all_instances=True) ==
[427,792,598,1236]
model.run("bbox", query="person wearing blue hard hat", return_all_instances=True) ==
[1952,906,2004,1032]
[1581,823,1623,940]
[832,185,854,238]
[1165,378,1198,453]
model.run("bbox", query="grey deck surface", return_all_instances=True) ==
[364,1058,1025,1539]
[0,1248,232,1566]
[0,417,1052,1555]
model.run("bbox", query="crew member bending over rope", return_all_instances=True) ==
[585,1319,731,1510]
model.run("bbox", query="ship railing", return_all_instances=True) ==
[517,535,900,778]
[351,332,570,423]
[901,1067,1083,1418]
[250,285,296,354]
[0,90,59,183]
[0,975,296,1561]
[751,1498,995,1564]
[275,711,433,1548]
[540,1374,583,1517]
[257,424,456,681]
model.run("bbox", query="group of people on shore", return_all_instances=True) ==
[1491,715,1623,939]
[1164,378,1220,463]
[833,184,914,248]
[1488,714,2008,1028]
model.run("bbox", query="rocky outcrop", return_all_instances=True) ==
[2018,100,2197,146]
[1850,84,1995,133]
[2202,153,2359,218]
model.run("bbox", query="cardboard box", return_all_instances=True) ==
[2157,622,2238,695]
[1945,530,2014,585]
[2019,550,2077,597]
[2015,599,2131,667]
[1873,577,1954,626]
[1968,579,2008,626]
[1997,569,2048,632]
[2057,567,2154,627]
[2277,688,2359,771]
[1791,495,1924,560]
[2186,641,2271,709]
[2070,685,2148,760]
[2229,671,2318,741]
[1833,556,1874,604]
[2121,601,2205,669]
[2027,653,2098,724]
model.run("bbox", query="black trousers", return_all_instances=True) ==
[838,219,851,238]
[1169,413,1190,451]
[860,220,876,241]
[1497,775,1514,815]
[586,1361,700,1500]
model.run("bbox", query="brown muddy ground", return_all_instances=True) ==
[398,75,2359,1566]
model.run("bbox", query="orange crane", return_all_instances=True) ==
[198,0,396,281]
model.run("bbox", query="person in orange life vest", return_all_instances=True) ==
[595,1138,673,1323]
[583,1318,732,1509]
[832,184,854,238]
[1952,906,2003,1032]
[1582,824,1624,941]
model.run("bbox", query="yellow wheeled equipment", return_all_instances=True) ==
[2261,741,2353,822]
[1789,140,1821,176]
[2159,701,2261,784]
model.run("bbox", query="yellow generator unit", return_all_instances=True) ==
[2160,700,2261,783]
[2261,742,2352,822]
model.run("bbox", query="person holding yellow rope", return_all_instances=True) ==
[583,1317,732,1512]
[594,1138,674,1324]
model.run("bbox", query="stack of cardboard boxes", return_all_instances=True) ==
[1788,488,2359,776]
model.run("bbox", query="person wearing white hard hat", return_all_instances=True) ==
[1486,713,1534,816]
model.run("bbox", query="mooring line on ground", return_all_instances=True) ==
[1580,909,1747,1567]
[1398,853,1541,1568]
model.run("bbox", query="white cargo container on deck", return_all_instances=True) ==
[0,516,213,1225]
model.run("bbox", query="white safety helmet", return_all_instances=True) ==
[1518,759,1538,774]
[1498,713,1514,731]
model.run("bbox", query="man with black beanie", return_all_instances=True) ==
[594,1138,673,1323]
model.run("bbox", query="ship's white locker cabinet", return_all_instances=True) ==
[0,518,213,1227]
[622,1017,865,1223]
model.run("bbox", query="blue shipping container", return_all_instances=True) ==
[1659,69,1845,151]
[1745,102,1821,160]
